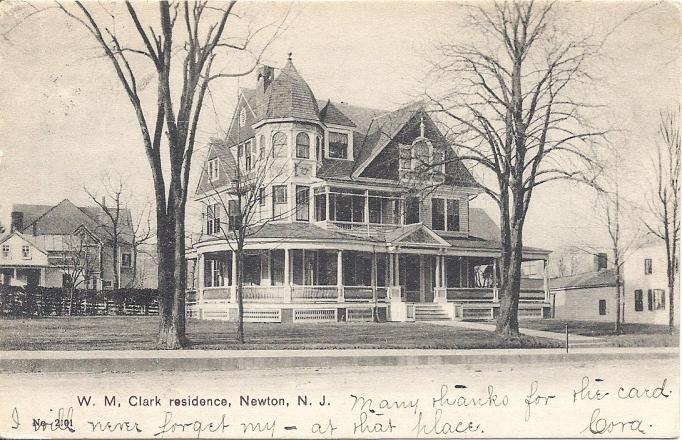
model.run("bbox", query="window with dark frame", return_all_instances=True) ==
[207,158,219,181]
[644,258,652,275]
[1,245,9,258]
[273,185,287,204]
[431,198,445,230]
[244,140,252,171]
[296,132,310,159]
[598,299,606,316]
[634,289,643,311]
[316,135,322,160]
[259,187,265,206]
[447,199,460,231]
[272,132,287,158]
[296,186,310,221]
[405,197,420,224]
[653,289,666,310]
[206,203,221,235]
[121,253,132,268]
[328,132,348,159]
[228,200,242,230]
[259,135,265,160]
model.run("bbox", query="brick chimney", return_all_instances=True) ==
[10,211,23,233]
[594,253,608,272]
[257,65,274,93]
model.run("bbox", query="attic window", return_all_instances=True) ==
[208,158,219,182]
[412,140,430,170]
[239,107,246,127]
[328,131,348,159]
[22,245,30,259]
[1,245,9,258]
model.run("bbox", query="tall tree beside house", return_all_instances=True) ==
[54,1,284,348]
[644,109,681,333]
[201,136,293,343]
[424,1,606,336]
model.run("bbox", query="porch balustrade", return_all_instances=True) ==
[344,286,374,301]
[291,285,338,302]
[446,287,494,301]
[202,287,231,300]
[241,286,286,302]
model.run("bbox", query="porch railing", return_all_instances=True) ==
[520,289,546,300]
[203,287,231,300]
[242,286,285,302]
[446,288,494,301]
[291,285,338,302]
[344,286,374,301]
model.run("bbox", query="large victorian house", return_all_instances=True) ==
[187,56,551,323]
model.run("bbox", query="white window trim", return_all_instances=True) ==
[22,245,31,260]
[208,158,220,182]
[121,252,132,269]
[1,245,9,258]
[325,129,353,160]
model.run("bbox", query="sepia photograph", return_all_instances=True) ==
[0,0,679,438]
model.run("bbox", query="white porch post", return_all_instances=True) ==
[395,252,400,287]
[543,259,550,301]
[198,253,205,302]
[371,252,377,301]
[284,249,292,303]
[419,255,425,303]
[493,257,499,302]
[231,251,237,302]
[364,190,370,224]
[13,268,17,285]
[337,250,344,301]
[325,187,330,222]
[388,254,394,286]
[435,255,441,288]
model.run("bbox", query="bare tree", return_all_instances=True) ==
[201,136,292,343]
[42,1,286,348]
[644,108,680,333]
[59,231,100,315]
[130,200,155,288]
[424,1,608,336]
[85,171,127,290]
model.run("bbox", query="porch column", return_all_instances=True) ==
[388,254,395,286]
[231,251,237,302]
[419,255,425,302]
[364,190,370,224]
[337,250,344,301]
[493,258,499,302]
[371,252,377,301]
[325,187,330,222]
[198,253,205,302]
[13,268,17,285]
[435,255,441,288]
[284,249,290,286]
[543,259,550,301]
[394,252,400,287]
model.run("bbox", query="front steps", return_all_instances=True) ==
[414,303,451,321]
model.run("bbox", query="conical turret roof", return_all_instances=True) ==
[261,57,320,122]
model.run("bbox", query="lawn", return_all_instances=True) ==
[0,316,562,350]
[520,319,679,347]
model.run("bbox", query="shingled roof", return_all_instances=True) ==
[11,199,134,243]
[259,59,320,122]
[551,269,617,290]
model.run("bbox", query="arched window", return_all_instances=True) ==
[412,140,430,170]
[259,134,266,160]
[296,132,310,159]
[272,132,287,158]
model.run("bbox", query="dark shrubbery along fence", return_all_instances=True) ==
[0,285,159,317]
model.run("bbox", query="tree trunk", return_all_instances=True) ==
[112,237,119,290]
[496,243,522,337]
[156,210,187,349]
[236,250,244,344]
[614,267,622,335]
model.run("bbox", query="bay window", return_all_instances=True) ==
[272,132,287,158]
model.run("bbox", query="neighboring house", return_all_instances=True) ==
[623,242,677,326]
[0,231,49,287]
[550,244,678,326]
[3,199,135,290]
[187,56,551,323]
[550,268,617,322]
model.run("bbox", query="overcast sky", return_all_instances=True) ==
[0,1,679,253]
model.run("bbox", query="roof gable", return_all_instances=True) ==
[225,91,257,147]
[195,139,238,195]
[320,100,356,127]
[386,223,450,247]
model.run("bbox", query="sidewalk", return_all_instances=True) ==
[432,320,606,347]
[0,346,676,373]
